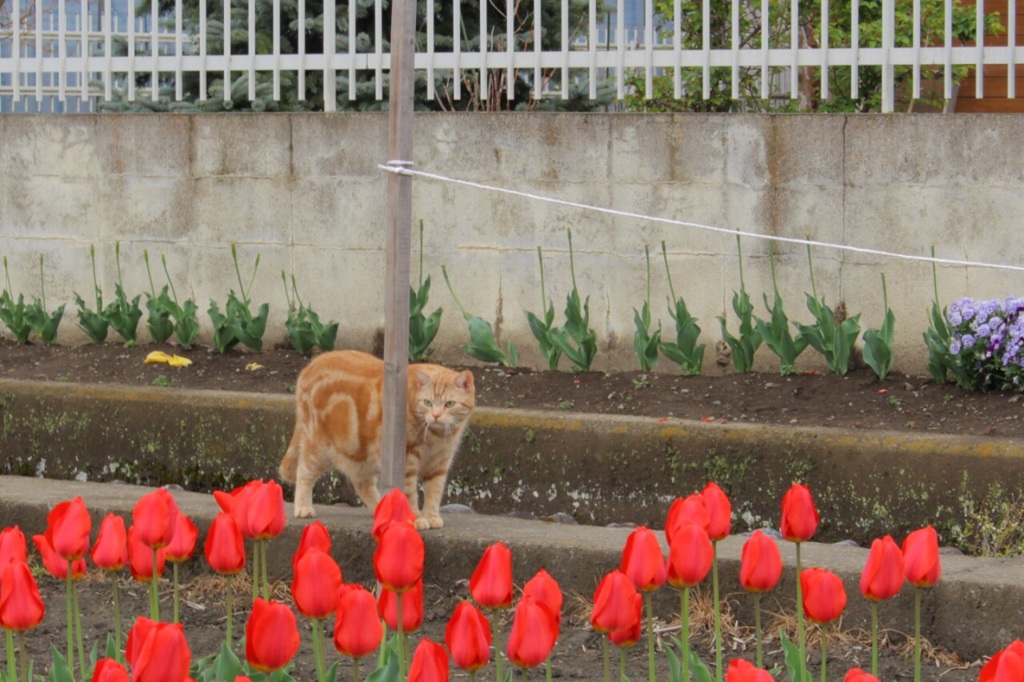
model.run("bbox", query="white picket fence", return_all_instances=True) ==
[0,0,1020,113]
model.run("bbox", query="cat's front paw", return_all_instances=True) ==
[415,514,443,530]
[294,505,317,519]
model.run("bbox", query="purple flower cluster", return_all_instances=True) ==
[948,296,1024,390]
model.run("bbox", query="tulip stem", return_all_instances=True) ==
[312,618,326,682]
[6,628,15,682]
[111,576,123,660]
[353,656,361,682]
[226,574,235,648]
[602,634,610,682]
[871,601,879,677]
[64,562,74,677]
[546,655,553,682]
[150,547,160,621]
[754,592,763,669]
[397,597,406,681]
[74,579,85,680]
[493,611,505,682]
[17,631,26,682]
[712,541,723,682]
[914,588,922,682]
[681,587,691,682]
[261,541,270,600]
[620,646,628,681]
[795,542,807,682]
[251,540,260,601]
[173,563,181,624]
[645,592,656,682]
[820,626,828,682]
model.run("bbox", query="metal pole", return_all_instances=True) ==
[380,0,416,494]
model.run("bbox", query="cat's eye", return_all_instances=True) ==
[445,400,456,408]
[423,399,433,407]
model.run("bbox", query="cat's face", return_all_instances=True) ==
[412,368,475,433]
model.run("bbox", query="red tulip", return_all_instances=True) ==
[726,658,775,682]
[372,488,416,542]
[334,584,384,659]
[236,480,286,541]
[780,483,819,543]
[445,601,492,672]
[902,526,941,587]
[800,568,847,624]
[204,513,246,575]
[407,637,449,682]
[128,525,166,582]
[665,494,709,546]
[608,591,643,648]
[292,548,342,620]
[245,598,301,673]
[292,521,332,567]
[844,668,881,682]
[667,523,714,588]
[469,542,513,609]
[45,496,92,560]
[213,480,259,515]
[590,569,640,634]
[507,594,559,669]
[522,569,563,621]
[91,514,128,571]
[620,526,667,592]
[0,559,44,631]
[860,535,905,601]
[91,658,130,682]
[0,526,27,568]
[739,530,783,593]
[32,533,86,580]
[132,488,180,550]
[702,482,732,541]
[980,640,1024,682]
[165,513,198,563]
[374,522,424,593]
[378,580,424,632]
[125,617,192,682]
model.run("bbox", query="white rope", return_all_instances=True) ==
[379,163,1024,274]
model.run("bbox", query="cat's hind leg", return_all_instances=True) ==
[291,441,331,518]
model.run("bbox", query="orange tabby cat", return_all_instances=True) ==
[278,350,475,529]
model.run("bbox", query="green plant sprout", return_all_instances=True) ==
[524,246,562,371]
[0,255,65,345]
[863,273,896,380]
[632,245,661,372]
[208,244,269,354]
[159,254,200,349]
[74,245,112,344]
[282,271,338,354]
[143,250,175,344]
[442,265,518,368]
[550,229,598,372]
[922,246,958,385]
[409,220,443,363]
[755,241,807,375]
[659,241,705,376]
[717,231,761,373]
[795,239,861,376]
[103,241,144,346]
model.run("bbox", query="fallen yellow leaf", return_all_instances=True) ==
[144,351,172,365]
[245,362,264,371]
[167,355,193,368]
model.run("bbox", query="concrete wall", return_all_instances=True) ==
[0,112,1021,372]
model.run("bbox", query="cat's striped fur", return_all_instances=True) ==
[278,350,475,529]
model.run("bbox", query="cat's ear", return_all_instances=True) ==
[455,371,474,391]
[414,370,432,387]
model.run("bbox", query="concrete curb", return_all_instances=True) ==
[1,475,1023,661]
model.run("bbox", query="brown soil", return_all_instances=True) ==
[0,340,1007,680]
[0,340,1022,439]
